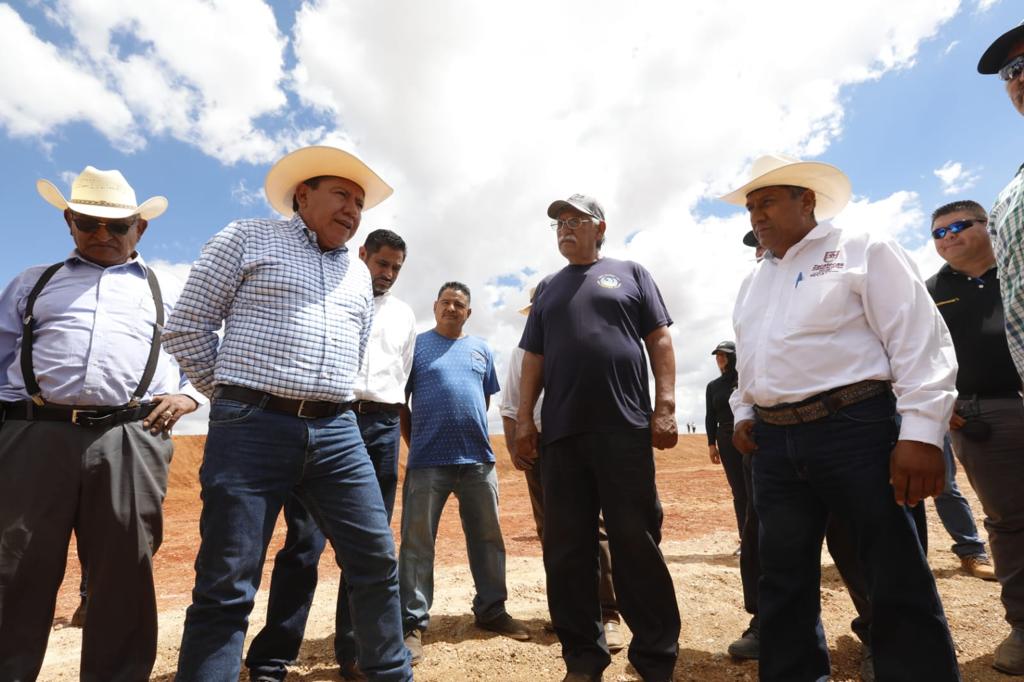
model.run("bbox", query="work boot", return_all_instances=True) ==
[727,625,759,660]
[404,629,424,666]
[604,620,625,653]
[339,659,367,681]
[994,628,1024,675]
[961,554,998,581]
[476,612,531,641]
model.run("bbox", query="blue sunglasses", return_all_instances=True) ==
[931,218,985,240]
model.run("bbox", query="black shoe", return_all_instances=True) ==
[404,629,423,666]
[476,612,531,641]
[339,659,367,681]
[727,627,759,660]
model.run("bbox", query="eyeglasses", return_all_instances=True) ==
[70,213,140,236]
[1000,55,1024,83]
[550,216,595,231]
[931,218,986,240]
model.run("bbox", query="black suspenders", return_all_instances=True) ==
[20,262,165,407]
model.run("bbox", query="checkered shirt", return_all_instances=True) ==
[989,163,1024,381]
[163,214,373,401]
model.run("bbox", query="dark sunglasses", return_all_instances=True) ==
[931,218,985,240]
[1000,55,1024,83]
[70,213,140,236]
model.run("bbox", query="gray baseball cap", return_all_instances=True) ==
[547,193,605,221]
[711,340,736,355]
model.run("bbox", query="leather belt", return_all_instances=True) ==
[1,401,156,428]
[754,380,890,426]
[353,400,402,415]
[214,385,353,419]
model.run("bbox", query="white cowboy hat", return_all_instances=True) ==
[37,166,167,220]
[719,154,851,220]
[264,145,393,217]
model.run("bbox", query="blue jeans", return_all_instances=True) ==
[932,433,987,559]
[244,411,402,678]
[175,400,411,682]
[753,394,959,682]
[398,463,508,632]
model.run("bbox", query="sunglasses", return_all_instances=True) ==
[931,218,985,240]
[70,213,140,236]
[1000,55,1024,83]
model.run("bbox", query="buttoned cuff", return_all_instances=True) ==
[897,414,946,450]
[179,382,209,406]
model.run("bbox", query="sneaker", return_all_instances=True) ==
[476,612,531,641]
[727,627,759,660]
[860,645,875,682]
[961,554,997,581]
[994,628,1024,675]
[404,629,424,666]
[604,621,624,653]
[339,659,367,681]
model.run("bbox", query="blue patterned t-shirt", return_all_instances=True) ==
[406,330,500,469]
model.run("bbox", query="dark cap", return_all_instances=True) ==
[711,340,736,355]
[742,230,759,248]
[978,21,1024,74]
[547,193,605,222]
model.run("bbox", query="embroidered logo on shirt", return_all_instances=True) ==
[596,274,621,289]
[810,250,845,277]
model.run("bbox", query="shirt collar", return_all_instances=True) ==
[65,249,148,276]
[288,213,349,254]
[763,221,835,262]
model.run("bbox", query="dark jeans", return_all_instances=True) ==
[244,410,402,678]
[718,428,747,538]
[753,394,959,682]
[933,434,987,559]
[175,402,410,682]
[951,397,1024,627]
[739,452,759,619]
[0,420,172,682]
[542,429,679,681]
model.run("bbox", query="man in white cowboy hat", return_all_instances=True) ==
[979,21,1024,386]
[499,285,624,653]
[722,154,961,681]
[164,146,413,681]
[0,166,203,680]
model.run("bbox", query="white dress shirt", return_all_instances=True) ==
[353,291,416,405]
[729,221,957,448]
[499,345,543,430]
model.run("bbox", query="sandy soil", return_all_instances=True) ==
[41,435,1007,681]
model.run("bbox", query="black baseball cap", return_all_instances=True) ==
[978,21,1024,74]
[742,230,759,248]
[711,340,736,355]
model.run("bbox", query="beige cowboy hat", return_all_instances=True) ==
[719,153,851,220]
[518,286,537,316]
[264,145,393,217]
[37,166,167,220]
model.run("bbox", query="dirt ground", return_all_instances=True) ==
[41,434,1008,681]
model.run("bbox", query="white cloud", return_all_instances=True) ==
[934,160,981,195]
[944,39,960,55]
[976,0,1001,12]
[231,179,268,209]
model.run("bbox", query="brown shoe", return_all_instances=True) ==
[476,613,531,641]
[339,659,367,681]
[404,629,423,666]
[962,554,998,581]
[604,621,625,653]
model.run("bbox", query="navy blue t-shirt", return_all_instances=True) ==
[519,257,672,445]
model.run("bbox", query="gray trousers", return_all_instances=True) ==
[0,419,172,681]
[950,397,1024,628]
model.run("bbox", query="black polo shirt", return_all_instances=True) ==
[926,265,1021,396]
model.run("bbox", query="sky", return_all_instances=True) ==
[1,0,1020,435]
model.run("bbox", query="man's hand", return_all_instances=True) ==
[514,417,540,470]
[708,444,721,464]
[890,439,945,507]
[733,420,757,455]
[143,394,199,435]
[651,406,678,450]
[949,411,966,430]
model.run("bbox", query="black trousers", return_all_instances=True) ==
[717,429,747,538]
[0,419,172,682]
[541,429,679,681]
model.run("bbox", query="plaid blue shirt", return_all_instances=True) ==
[989,163,1024,381]
[163,215,373,401]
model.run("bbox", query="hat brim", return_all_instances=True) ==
[518,303,532,316]
[547,198,597,220]
[264,146,393,217]
[36,179,167,220]
[711,347,736,355]
[719,161,851,220]
[978,23,1024,74]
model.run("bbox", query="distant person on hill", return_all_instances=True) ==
[399,281,530,666]
[723,154,960,681]
[515,193,680,682]
[927,198,1024,674]
[0,167,202,680]
[499,286,624,653]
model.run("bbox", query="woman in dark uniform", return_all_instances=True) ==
[705,340,745,541]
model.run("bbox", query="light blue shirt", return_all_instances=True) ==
[0,252,202,406]
[406,331,499,469]
[163,214,374,401]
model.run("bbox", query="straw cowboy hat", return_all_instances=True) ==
[37,166,167,220]
[518,287,537,316]
[264,145,393,217]
[720,154,851,220]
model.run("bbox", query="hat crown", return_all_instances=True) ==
[70,166,138,208]
[749,153,802,179]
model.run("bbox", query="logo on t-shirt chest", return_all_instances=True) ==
[596,274,621,289]
[809,250,845,278]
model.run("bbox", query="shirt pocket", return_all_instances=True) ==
[784,275,849,333]
[470,350,488,376]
